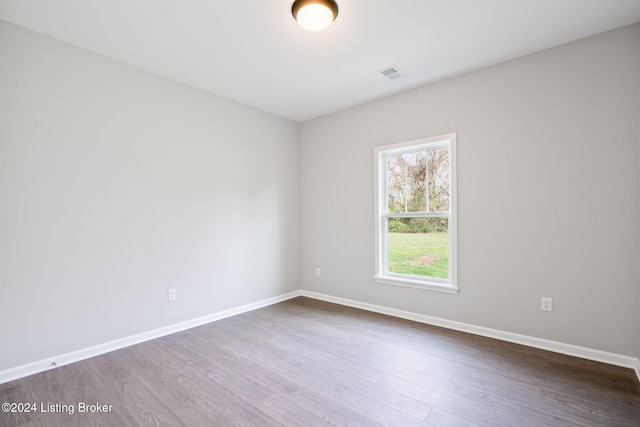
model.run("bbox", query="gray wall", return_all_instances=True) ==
[2,18,639,374]
[0,21,300,371]
[300,24,640,357]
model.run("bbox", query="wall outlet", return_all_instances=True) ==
[315,267,321,276]
[167,288,177,301]
[541,297,552,312]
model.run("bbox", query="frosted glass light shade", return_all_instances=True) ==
[292,0,338,31]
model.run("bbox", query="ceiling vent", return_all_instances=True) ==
[379,65,405,81]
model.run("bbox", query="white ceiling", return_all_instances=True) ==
[1,0,640,122]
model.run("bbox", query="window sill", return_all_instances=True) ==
[374,275,459,294]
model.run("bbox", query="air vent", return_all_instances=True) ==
[379,65,405,81]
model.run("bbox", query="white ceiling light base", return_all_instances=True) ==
[292,0,339,31]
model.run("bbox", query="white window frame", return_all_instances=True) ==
[373,133,458,294]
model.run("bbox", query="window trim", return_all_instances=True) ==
[373,134,458,294]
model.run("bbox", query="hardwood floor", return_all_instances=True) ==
[1,297,639,426]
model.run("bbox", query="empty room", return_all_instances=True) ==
[1,0,640,426]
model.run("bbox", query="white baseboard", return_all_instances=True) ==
[0,290,302,385]
[3,289,639,386]
[301,290,640,376]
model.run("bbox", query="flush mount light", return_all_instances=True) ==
[292,0,339,31]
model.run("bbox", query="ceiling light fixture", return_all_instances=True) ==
[292,0,339,32]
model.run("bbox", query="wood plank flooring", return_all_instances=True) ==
[1,297,639,426]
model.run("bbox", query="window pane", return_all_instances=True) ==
[386,151,426,212]
[387,217,448,279]
[427,148,450,212]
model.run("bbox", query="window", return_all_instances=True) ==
[374,134,457,293]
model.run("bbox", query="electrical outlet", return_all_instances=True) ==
[541,297,552,312]
[315,267,321,276]
[167,288,177,301]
